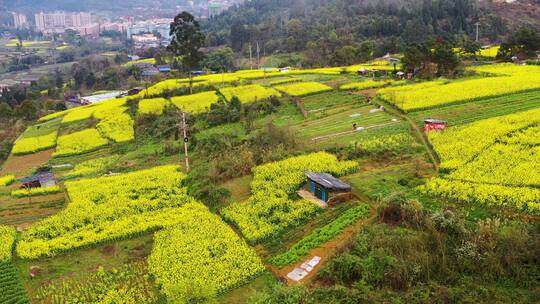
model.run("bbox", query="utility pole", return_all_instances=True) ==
[249,43,253,70]
[475,22,480,42]
[178,110,190,172]
[182,111,190,172]
[256,41,260,69]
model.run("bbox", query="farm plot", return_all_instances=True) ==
[194,73,240,84]
[467,63,540,76]
[478,46,500,58]
[11,119,60,155]
[0,199,66,227]
[61,106,96,124]
[5,39,51,48]
[269,203,370,268]
[301,91,363,117]
[53,128,109,157]
[33,261,159,303]
[350,133,418,156]
[274,81,333,97]
[149,202,265,301]
[136,79,208,97]
[11,185,62,198]
[294,104,399,141]
[0,175,14,187]
[340,80,392,91]
[0,225,29,303]
[409,90,540,127]
[171,91,220,113]
[59,96,127,125]
[16,165,195,258]
[235,70,281,80]
[123,57,156,66]
[379,64,540,112]
[138,97,169,115]
[1,225,16,262]
[428,107,540,171]
[345,61,401,72]
[220,84,281,103]
[221,152,358,243]
[39,110,69,122]
[63,155,121,179]
[0,262,30,304]
[287,68,341,75]
[269,77,302,85]
[423,108,540,214]
[94,105,135,143]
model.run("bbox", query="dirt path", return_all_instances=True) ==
[355,90,440,171]
[269,205,377,285]
[293,97,308,118]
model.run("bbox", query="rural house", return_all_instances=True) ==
[304,172,352,203]
[21,172,56,189]
[424,119,448,132]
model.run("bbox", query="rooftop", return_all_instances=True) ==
[305,172,352,191]
[21,172,55,184]
[424,119,448,124]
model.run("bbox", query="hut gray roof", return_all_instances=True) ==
[305,172,351,191]
[21,172,55,185]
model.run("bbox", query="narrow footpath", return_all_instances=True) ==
[355,89,440,171]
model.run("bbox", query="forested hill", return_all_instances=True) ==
[203,0,517,54]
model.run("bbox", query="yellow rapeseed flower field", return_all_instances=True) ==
[274,81,333,97]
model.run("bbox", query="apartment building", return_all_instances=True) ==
[34,11,92,34]
[12,13,28,28]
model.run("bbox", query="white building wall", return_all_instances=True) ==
[12,13,28,28]
[34,11,92,33]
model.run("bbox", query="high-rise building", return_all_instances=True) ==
[208,3,224,17]
[12,13,28,28]
[126,19,172,41]
[34,11,92,33]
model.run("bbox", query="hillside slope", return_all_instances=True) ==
[204,0,538,52]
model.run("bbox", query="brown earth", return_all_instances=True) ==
[0,191,65,228]
[269,205,377,285]
[0,149,54,177]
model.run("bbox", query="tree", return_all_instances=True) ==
[402,19,432,44]
[85,72,97,88]
[206,96,242,126]
[401,44,427,73]
[15,100,37,120]
[286,19,304,51]
[432,40,459,76]
[202,48,235,72]
[0,102,12,120]
[460,37,481,56]
[114,53,129,65]
[358,41,376,62]
[304,40,323,67]
[16,34,23,51]
[169,11,205,93]
[334,45,358,66]
[54,69,64,89]
[497,27,540,60]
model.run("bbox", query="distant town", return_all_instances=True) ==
[0,1,245,89]
[9,0,240,39]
